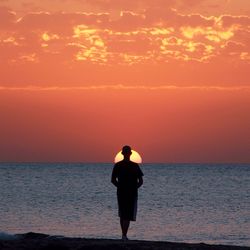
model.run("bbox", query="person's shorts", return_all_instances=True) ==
[117,192,138,221]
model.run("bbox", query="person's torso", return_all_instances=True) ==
[116,161,139,191]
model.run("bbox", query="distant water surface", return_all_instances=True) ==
[0,163,249,246]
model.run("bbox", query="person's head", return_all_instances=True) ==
[121,145,132,160]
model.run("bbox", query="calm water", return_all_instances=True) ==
[0,163,249,246]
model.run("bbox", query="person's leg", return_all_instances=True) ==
[120,218,130,237]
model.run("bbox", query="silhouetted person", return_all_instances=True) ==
[111,145,143,240]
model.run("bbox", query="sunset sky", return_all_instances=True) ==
[0,0,250,163]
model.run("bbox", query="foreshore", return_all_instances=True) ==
[0,232,249,250]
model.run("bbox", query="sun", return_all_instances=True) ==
[114,150,142,163]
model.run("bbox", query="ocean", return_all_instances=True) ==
[0,163,249,246]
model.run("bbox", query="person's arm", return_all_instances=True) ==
[137,176,143,188]
[111,167,119,187]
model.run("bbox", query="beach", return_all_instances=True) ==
[1,232,250,250]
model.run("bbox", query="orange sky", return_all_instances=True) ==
[0,0,250,163]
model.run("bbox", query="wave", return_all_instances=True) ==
[0,232,18,240]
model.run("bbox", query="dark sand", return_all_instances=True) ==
[0,232,249,250]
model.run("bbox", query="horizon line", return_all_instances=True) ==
[0,161,249,165]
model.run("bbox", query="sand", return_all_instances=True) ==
[0,232,249,250]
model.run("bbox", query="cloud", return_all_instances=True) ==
[0,6,16,29]
[219,15,250,27]
[75,0,208,12]
[221,41,246,53]
[16,12,110,35]
[79,0,177,11]
[0,6,250,86]
[1,84,249,91]
[106,36,153,54]
[110,11,146,31]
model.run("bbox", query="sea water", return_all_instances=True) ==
[0,163,249,246]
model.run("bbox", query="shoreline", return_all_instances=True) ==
[0,232,249,250]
